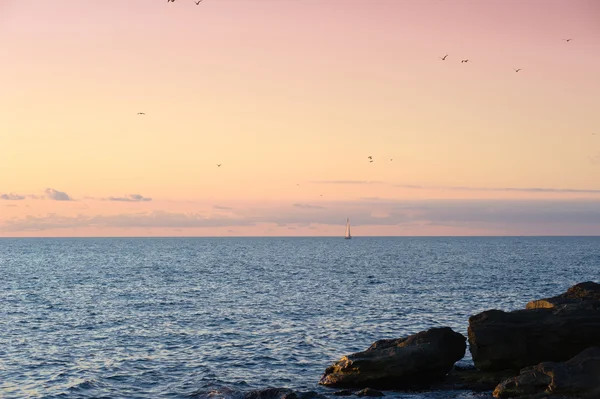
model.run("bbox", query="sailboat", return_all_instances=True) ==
[345,218,352,239]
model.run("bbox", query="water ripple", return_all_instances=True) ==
[1,237,599,399]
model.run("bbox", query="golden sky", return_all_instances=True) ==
[1,0,600,236]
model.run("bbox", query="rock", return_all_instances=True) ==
[493,347,600,398]
[436,365,518,392]
[319,327,466,389]
[244,388,327,399]
[355,388,384,397]
[526,282,600,309]
[468,301,600,371]
[332,390,353,396]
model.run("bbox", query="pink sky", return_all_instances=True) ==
[1,0,600,236]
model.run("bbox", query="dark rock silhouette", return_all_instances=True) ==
[469,287,600,372]
[319,327,466,389]
[493,347,600,398]
[244,388,327,399]
[436,365,518,392]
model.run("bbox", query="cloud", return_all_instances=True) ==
[0,193,25,201]
[213,205,233,210]
[395,184,600,194]
[312,180,383,185]
[45,188,73,201]
[0,211,254,232]
[3,199,600,234]
[292,203,326,209]
[392,199,600,226]
[106,194,152,202]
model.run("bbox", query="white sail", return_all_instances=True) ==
[345,218,351,239]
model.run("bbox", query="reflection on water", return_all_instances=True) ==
[1,237,598,398]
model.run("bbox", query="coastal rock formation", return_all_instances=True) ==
[493,347,600,398]
[468,301,600,371]
[244,388,327,399]
[319,327,466,389]
[526,281,600,309]
[437,365,518,392]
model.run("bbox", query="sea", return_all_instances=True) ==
[1,237,599,399]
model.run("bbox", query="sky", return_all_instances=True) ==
[1,0,600,237]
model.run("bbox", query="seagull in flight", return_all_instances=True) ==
[195,0,203,4]
[461,59,469,63]
[439,54,448,61]
[563,38,573,42]
[216,164,222,167]
[367,156,372,160]
[137,112,145,115]
[514,68,522,72]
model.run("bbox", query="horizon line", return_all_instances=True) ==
[1,234,599,239]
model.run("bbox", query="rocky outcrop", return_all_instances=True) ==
[526,281,600,309]
[244,388,327,399]
[436,365,518,392]
[319,327,466,389]
[468,301,600,371]
[493,347,600,398]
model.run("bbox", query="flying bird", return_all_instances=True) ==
[137,112,145,115]
[217,164,222,167]
[367,156,372,160]
[195,0,203,4]
[461,59,469,63]
[563,38,573,42]
[390,158,393,161]
[514,68,522,72]
[439,54,448,61]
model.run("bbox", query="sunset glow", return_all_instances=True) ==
[2,0,600,236]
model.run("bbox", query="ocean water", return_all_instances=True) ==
[1,237,599,399]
